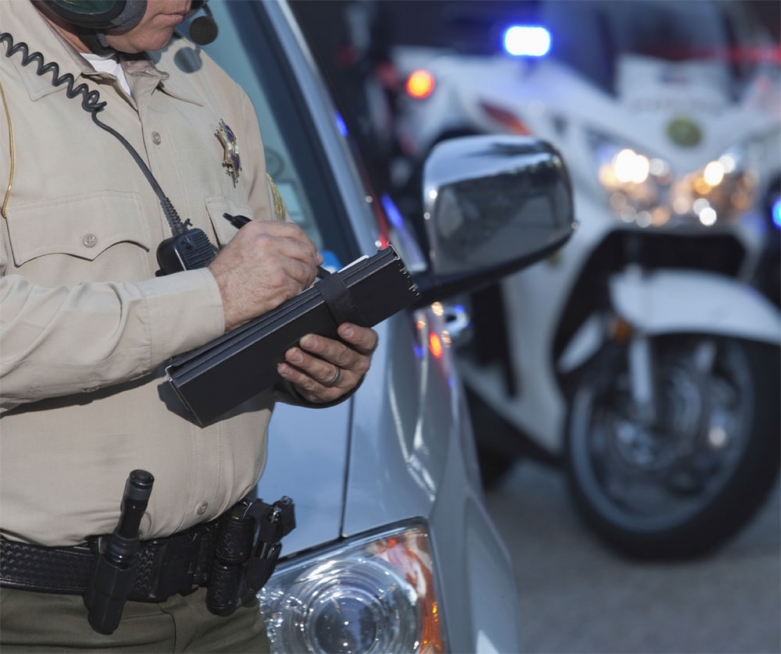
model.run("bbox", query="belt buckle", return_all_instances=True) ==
[149,530,204,601]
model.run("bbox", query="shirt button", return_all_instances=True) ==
[82,233,97,248]
[151,131,162,145]
[196,501,208,515]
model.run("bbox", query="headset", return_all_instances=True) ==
[35,0,218,49]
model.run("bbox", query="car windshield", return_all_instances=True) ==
[194,0,360,270]
[334,1,770,98]
[548,1,731,61]
[540,0,762,93]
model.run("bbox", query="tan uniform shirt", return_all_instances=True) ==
[0,1,282,546]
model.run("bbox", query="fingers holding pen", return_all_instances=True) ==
[210,215,378,401]
[238,220,322,269]
[208,219,323,331]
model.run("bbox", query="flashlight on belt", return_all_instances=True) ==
[84,469,154,635]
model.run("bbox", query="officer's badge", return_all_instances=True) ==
[215,120,241,184]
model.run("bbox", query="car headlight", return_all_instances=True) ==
[259,521,445,653]
[591,134,757,228]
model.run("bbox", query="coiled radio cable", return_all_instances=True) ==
[0,32,187,235]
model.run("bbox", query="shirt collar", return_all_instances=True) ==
[146,42,205,107]
[122,55,203,107]
[6,2,202,107]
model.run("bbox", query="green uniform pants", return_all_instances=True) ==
[0,587,271,653]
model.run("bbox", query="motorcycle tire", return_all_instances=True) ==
[565,337,780,560]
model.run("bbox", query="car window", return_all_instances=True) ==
[197,0,359,269]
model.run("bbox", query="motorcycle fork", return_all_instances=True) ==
[627,334,657,425]
[621,240,659,425]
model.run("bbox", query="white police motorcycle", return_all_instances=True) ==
[390,0,781,558]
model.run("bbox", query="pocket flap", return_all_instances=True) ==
[6,192,151,266]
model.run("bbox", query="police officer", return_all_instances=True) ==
[0,1,377,650]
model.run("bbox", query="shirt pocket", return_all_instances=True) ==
[204,195,254,247]
[4,191,153,285]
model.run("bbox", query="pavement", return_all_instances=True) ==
[484,462,781,654]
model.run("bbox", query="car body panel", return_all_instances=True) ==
[204,2,523,651]
[257,400,351,554]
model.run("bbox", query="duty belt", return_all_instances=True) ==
[0,496,295,615]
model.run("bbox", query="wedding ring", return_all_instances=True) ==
[323,366,342,387]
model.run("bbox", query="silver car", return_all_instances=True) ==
[198,2,574,651]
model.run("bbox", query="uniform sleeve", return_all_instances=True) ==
[0,267,225,411]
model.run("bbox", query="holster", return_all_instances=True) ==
[205,496,295,616]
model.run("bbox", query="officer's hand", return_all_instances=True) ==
[208,221,322,331]
[277,324,378,403]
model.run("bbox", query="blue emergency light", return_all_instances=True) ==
[335,111,348,137]
[772,197,781,230]
[503,26,551,57]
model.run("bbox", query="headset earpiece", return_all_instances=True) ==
[37,0,146,33]
[38,0,216,49]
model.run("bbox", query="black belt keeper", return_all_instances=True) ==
[205,501,256,616]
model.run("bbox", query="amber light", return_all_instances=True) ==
[429,333,443,358]
[373,530,445,653]
[407,70,436,99]
[610,317,634,342]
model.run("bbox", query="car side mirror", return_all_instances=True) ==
[412,135,575,304]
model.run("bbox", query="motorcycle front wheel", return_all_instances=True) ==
[565,336,780,559]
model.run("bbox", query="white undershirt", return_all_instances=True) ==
[82,52,132,96]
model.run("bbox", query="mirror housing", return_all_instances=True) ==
[411,135,575,305]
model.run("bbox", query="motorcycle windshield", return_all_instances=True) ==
[540,0,766,97]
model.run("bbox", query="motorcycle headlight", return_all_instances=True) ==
[592,135,757,228]
[259,522,445,654]
[669,146,757,226]
[594,138,667,226]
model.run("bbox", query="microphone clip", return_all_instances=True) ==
[156,228,217,275]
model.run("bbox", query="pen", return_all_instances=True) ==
[223,213,330,277]
[223,212,252,229]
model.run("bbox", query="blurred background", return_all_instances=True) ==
[287,1,780,651]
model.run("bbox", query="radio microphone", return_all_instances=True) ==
[189,4,218,46]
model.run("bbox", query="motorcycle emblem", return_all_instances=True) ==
[667,116,702,147]
[215,120,241,184]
